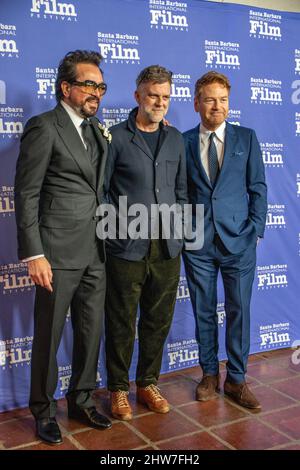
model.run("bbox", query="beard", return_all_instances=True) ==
[145,108,165,123]
[79,97,100,118]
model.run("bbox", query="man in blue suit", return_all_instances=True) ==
[183,71,267,410]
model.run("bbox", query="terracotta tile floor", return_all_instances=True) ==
[1,348,300,451]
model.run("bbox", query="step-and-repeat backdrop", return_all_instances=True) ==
[1,0,299,411]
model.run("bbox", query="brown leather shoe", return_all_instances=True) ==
[224,381,261,410]
[196,374,220,401]
[137,385,170,413]
[111,391,133,421]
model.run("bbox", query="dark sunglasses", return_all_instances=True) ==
[70,80,107,95]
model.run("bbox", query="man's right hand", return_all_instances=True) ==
[28,257,53,292]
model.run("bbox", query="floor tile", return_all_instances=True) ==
[71,422,147,450]
[0,407,31,424]
[246,362,297,384]
[261,406,300,439]
[272,376,300,401]
[0,416,36,448]
[158,379,197,406]
[157,431,230,450]
[212,418,291,450]
[17,437,79,450]
[180,397,247,428]
[132,410,199,442]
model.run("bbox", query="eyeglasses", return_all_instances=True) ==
[70,80,107,95]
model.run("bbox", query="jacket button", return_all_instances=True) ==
[155,162,159,166]
[156,188,160,193]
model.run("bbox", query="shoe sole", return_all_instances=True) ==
[224,390,262,410]
[137,398,169,413]
[111,412,133,421]
[196,387,220,402]
[37,434,63,446]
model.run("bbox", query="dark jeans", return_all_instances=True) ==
[105,240,180,391]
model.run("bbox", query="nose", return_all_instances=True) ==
[90,87,101,99]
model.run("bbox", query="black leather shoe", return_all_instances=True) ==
[36,417,62,445]
[68,406,112,429]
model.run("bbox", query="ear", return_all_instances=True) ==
[194,95,200,113]
[134,89,140,105]
[61,81,71,98]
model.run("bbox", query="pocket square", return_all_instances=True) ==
[231,151,244,157]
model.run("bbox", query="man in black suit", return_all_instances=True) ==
[104,65,187,421]
[14,50,112,445]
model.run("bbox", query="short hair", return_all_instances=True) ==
[136,65,172,88]
[194,71,231,97]
[55,50,103,102]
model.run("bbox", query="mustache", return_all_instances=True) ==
[85,97,99,104]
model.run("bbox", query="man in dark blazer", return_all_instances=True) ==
[183,71,267,410]
[14,50,112,444]
[104,65,187,421]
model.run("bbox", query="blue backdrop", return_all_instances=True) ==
[1,0,299,412]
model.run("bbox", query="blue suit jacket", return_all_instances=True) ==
[183,122,267,255]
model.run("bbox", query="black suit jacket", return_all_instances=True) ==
[15,104,107,268]
[104,107,188,260]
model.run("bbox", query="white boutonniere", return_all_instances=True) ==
[98,122,112,144]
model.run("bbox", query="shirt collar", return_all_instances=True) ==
[60,100,86,128]
[200,121,226,143]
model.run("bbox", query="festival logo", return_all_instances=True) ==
[171,73,192,102]
[167,339,198,369]
[100,107,131,128]
[295,113,300,136]
[228,109,241,126]
[97,32,140,65]
[149,0,188,31]
[250,77,282,105]
[256,264,288,290]
[58,365,102,394]
[260,142,284,167]
[0,23,18,58]
[217,302,226,328]
[0,263,34,295]
[249,9,282,41]
[0,185,14,218]
[176,275,190,303]
[295,49,300,75]
[266,204,286,230]
[36,66,57,100]
[297,174,300,197]
[0,336,33,370]
[0,84,24,140]
[30,0,77,21]
[204,40,240,70]
[259,323,290,349]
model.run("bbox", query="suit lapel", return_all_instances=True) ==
[152,123,169,162]
[214,122,238,189]
[188,125,212,188]
[90,117,108,194]
[54,105,96,191]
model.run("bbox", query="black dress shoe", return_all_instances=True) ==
[68,406,112,429]
[36,417,62,445]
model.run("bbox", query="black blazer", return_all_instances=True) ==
[14,104,108,268]
[104,107,188,260]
